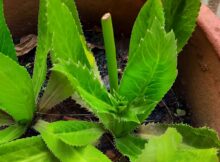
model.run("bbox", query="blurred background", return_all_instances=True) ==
[202,0,220,17]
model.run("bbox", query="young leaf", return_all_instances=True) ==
[0,54,35,123]
[136,128,218,162]
[60,0,83,35]
[52,61,115,116]
[35,120,110,162]
[0,136,58,161]
[162,0,201,52]
[0,0,17,61]
[47,0,91,67]
[128,0,164,60]
[37,0,102,107]
[34,120,104,147]
[119,18,177,122]
[115,134,146,162]
[32,0,51,101]
[0,124,27,144]
[38,72,73,112]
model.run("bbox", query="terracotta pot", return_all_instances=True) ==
[177,5,220,134]
[4,0,145,38]
[3,1,220,134]
[4,0,39,38]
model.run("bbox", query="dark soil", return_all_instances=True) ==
[14,27,191,161]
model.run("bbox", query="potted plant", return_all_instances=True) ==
[0,0,219,161]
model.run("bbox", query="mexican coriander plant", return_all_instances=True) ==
[0,0,219,161]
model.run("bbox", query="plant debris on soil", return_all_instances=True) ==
[14,27,192,161]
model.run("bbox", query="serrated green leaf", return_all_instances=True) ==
[162,0,201,52]
[32,0,51,101]
[60,0,83,35]
[52,61,114,115]
[0,124,27,144]
[0,136,58,162]
[119,18,177,122]
[35,120,110,162]
[35,120,104,147]
[128,0,164,60]
[139,123,220,149]
[47,0,90,66]
[0,110,14,126]
[0,54,35,123]
[115,134,146,162]
[51,61,137,136]
[0,0,17,61]
[136,128,218,162]
[39,72,73,112]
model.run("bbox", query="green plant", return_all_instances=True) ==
[0,0,219,161]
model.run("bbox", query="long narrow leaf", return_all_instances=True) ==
[32,0,51,101]
[119,18,177,122]
[0,54,35,123]
[162,0,201,52]
[52,61,114,115]
[128,0,164,60]
[0,0,17,61]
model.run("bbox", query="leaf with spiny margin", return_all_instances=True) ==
[47,0,91,67]
[138,123,220,150]
[34,120,104,147]
[32,0,84,101]
[0,110,14,126]
[135,128,218,162]
[128,0,164,60]
[60,0,98,71]
[32,0,51,101]
[0,124,27,144]
[119,19,177,122]
[161,0,201,53]
[61,0,83,35]
[35,120,110,162]
[38,72,73,112]
[0,54,35,123]
[34,0,101,107]
[51,61,140,137]
[52,61,115,116]
[52,60,141,137]
[115,134,146,162]
[0,0,17,61]
[0,136,58,162]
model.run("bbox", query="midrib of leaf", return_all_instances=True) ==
[128,0,164,60]
[138,37,161,98]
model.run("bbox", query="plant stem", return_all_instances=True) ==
[101,13,118,93]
